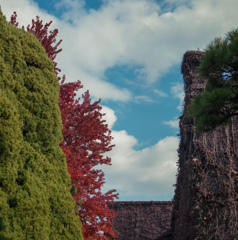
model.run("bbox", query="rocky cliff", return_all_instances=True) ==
[171,51,238,240]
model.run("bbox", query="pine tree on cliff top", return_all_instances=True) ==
[0,9,83,240]
[187,29,238,132]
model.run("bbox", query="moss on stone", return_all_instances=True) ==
[0,9,83,240]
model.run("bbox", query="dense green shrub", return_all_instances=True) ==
[0,9,83,240]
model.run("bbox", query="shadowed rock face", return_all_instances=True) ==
[171,51,238,240]
[107,201,173,240]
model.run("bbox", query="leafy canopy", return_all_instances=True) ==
[187,29,238,132]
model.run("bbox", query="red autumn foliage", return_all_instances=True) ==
[10,11,19,27]
[10,13,118,239]
[60,77,118,239]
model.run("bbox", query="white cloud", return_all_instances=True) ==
[0,0,57,29]
[53,0,238,98]
[94,106,179,199]
[101,106,117,129]
[55,0,87,23]
[163,119,179,129]
[154,89,168,97]
[100,130,179,199]
[171,83,184,111]
[2,0,238,101]
[134,95,158,103]
[73,70,132,101]
[164,84,184,130]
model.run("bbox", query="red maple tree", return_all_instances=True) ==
[10,13,118,239]
[60,77,118,239]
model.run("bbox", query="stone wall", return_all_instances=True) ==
[107,201,173,240]
[171,51,238,240]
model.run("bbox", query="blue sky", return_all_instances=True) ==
[1,0,238,201]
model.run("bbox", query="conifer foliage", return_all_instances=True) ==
[187,29,238,132]
[0,9,83,240]
[10,12,118,239]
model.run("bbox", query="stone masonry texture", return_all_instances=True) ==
[107,201,173,240]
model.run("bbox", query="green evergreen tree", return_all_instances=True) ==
[0,8,83,240]
[187,29,238,132]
